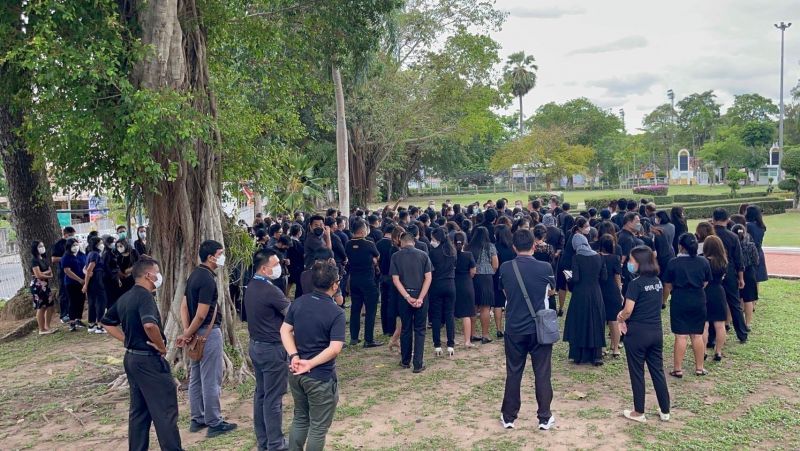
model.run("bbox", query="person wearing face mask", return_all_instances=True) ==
[178,240,238,438]
[61,237,87,331]
[100,258,183,451]
[303,215,331,270]
[428,228,457,357]
[617,213,644,297]
[244,249,291,451]
[116,225,128,241]
[51,226,77,323]
[345,219,382,348]
[115,239,141,295]
[134,226,149,256]
[83,236,110,334]
[31,240,56,335]
[286,224,305,299]
[269,236,292,295]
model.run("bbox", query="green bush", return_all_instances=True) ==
[683,199,791,220]
[584,196,619,210]
[653,195,674,205]
[528,192,564,203]
[671,192,768,203]
[663,196,780,209]
[778,179,798,192]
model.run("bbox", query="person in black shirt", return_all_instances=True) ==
[406,224,429,254]
[101,258,183,451]
[303,215,331,270]
[617,212,644,296]
[245,249,290,451]
[428,228,457,357]
[178,239,237,437]
[51,226,76,323]
[31,240,56,334]
[391,233,433,372]
[367,215,383,243]
[269,236,291,294]
[345,219,383,348]
[134,226,149,256]
[617,246,670,423]
[287,224,305,298]
[280,261,346,451]
[376,224,401,337]
[710,208,748,344]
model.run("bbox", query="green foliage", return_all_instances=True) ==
[267,154,328,214]
[222,218,255,285]
[503,51,538,98]
[584,197,620,210]
[783,146,800,179]
[778,179,798,192]
[529,98,623,147]
[677,90,721,149]
[726,169,747,196]
[673,192,768,203]
[724,93,779,125]
[528,192,563,203]
[0,166,7,196]
[683,199,790,219]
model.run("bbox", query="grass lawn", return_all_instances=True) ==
[687,211,800,247]
[1,279,799,450]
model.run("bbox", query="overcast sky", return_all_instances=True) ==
[492,0,799,132]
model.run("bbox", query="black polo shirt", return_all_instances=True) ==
[244,276,290,343]
[499,256,554,335]
[345,238,379,278]
[376,237,396,276]
[390,246,432,293]
[101,285,166,352]
[285,291,346,381]
[186,265,221,328]
[368,228,383,243]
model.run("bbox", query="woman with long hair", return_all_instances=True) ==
[732,224,759,329]
[597,234,623,357]
[466,226,498,344]
[702,235,728,360]
[663,233,711,377]
[83,236,109,334]
[387,226,406,351]
[670,207,687,255]
[695,222,715,256]
[493,225,515,337]
[428,228,458,356]
[30,240,56,334]
[745,205,768,286]
[62,237,87,331]
[453,232,477,348]
[555,217,586,316]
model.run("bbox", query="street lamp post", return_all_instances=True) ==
[776,21,792,179]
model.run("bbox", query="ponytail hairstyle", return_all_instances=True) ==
[731,224,747,242]
[571,217,588,235]
[532,224,547,241]
[453,231,467,253]
[677,232,699,257]
[432,227,455,258]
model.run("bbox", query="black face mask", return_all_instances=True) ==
[313,227,324,237]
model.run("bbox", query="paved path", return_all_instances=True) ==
[764,247,800,279]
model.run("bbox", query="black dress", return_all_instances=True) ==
[747,222,768,282]
[664,256,711,335]
[563,253,607,364]
[705,264,727,322]
[454,251,476,318]
[599,254,623,321]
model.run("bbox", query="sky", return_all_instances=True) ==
[491,0,800,132]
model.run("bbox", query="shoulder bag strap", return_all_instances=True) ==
[511,260,537,319]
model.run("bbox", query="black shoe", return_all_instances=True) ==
[349,339,361,346]
[739,338,748,344]
[363,341,384,348]
[713,353,723,362]
[592,360,604,367]
[189,420,207,432]
[69,324,77,332]
[706,341,715,349]
[745,326,752,333]
[470,336,483,342]
[725,324,731,332]
[399,362,410,369]
[496,331,504,338]
[412,365,426,374]
[481,337,493,344]
[557,309,564,317]
[207,421,238,438]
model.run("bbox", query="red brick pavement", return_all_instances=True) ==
[764,248,800,278]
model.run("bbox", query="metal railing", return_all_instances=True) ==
[0,254,24,301]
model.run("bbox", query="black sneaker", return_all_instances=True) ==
[557,309,564,317]
[363,341,384,349]
[349,339,361,346]
[189,420,207,432]
[207,421,237,438]
[496,331,504,338]
[75,320,88,328]
[412,365,426,374]
[69,324,77,332]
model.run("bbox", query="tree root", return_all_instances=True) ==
[70,354,124,374]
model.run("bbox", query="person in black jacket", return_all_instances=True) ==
[709,208,748,345]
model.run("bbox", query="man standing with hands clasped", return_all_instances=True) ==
[281,260,346,451]
[101,258,183,451]
[391,232,433,373]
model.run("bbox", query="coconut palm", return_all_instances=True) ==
[269,154,329,214]
[503,51,538,134]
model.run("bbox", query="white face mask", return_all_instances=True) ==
[97,243,105,252]
[71,245,79,254]
[215,253,226,267]
[116,245,125,253]
[152,272,163,289]
[268,264,282,280]
[139,231,146,239]
[430,240,440,249]
[38,246,46,255]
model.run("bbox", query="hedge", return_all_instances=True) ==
[662,196,781,209]
[528,192,564,203]
[671,192,768,203]
[632,185,669,196]
[683,199,791,220]
[585,194,777,212]
[584,197,619,210]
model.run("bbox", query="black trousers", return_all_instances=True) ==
[66,283,85,321]
[87,278,107,324]
[58,275,69,318]
[709,275,748,343]
[500,333,553,423]
[429,280,456,348]
[123,353,183,451]
[379,276,396,336]
[398,295,428,370]
[624,323,670,414]
[249,341,288,451]
[349,275,379,344]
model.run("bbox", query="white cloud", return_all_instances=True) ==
[506,6,585,19]
[568,36,648,55]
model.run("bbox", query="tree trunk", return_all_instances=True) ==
[333,66,350,215]
[349,124,384,208]
[518,95,524,135]
[0,104,61,289]
[130,0,248,382]
[253,192,263,216]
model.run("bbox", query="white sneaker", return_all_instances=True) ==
[447,347,454,357]
[659,411,670,422]
[623,409,647,423]
[434,347,442,357]
[500,413,515,429]
[538,416,556,430]
[94,326,107,334]
[87,325,97,333]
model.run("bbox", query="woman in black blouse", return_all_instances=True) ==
[30,241,56,334]
[598,234,623,357]
[617,246,670,423]
[428,228,457,356]
[453,232,477,348]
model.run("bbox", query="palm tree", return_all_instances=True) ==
[269,154,329,214]
[503,51,538,134]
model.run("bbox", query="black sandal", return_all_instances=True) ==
[695,369,709,376]
[669,370,684,378]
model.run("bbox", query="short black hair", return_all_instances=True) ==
[532,224,547,240]
[562,202,571,211]
[383,223,396,235]
[400,232,416,245]
[254,248,278,272]
[712,208,729,222]
[626,200,637,211]
[199,239,223,262]
[367,214,379,225]
[512,229,534,252]
[617,198,627,209]
[309,215,324,225]
[600,209,611,220]
[406,224,419,237]
[311,261,340,290]
[277,236,292,246]
[623,212,639,226]
[269,223,282,236]
[63,226,76,234]
[630,245,659,277]
[588,208,597,217]
[289,223,303,236]
[255,229,267,240]
[324,216,336,227]
[351,219,367,234]
[132,257,160,280]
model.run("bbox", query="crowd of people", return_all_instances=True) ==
[26,195,770,449]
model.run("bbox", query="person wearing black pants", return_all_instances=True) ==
[391,233,433,373]
[376,224,399,336]
[428,228,457,356]
[101,258,183,451]
[501,334,554,427]
[711,210,748,344]
[345,220,383,347]
[617,246,670,423]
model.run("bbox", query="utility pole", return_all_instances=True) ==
[776,22,792,180]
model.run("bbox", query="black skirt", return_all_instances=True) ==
[454,274,476,318]
[669,287,707,334]
[740,266,759,302]
[705,282,727,322]
[473,274,495,307]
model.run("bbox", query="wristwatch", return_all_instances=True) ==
[288,353,300,360]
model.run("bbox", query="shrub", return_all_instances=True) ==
[672,192,768,203]
[632,185,669,196]
[683,199,791,220]
[528,192,564,203]
[584,197,619,210]
[778,179,798,192]
[653,195,674,205]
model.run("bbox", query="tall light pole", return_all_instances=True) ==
[776,21,792,179]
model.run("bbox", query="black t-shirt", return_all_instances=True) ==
[345,238,379,277]
[455,251,476,275]
[663,256,711,289]
[499,256,554,335]
[368,228,383,244]
[390,246,432,293]
[625,275,663,326]
[244,276,290,343]
[330,233,347,264]
[303,234,325,269]
[414,240,429,254]
[376,237,397,276]
[52,238,67,279]
[617,229,643,260]
[284,291,346,381]
[186,265,221,328]
[101,285,166,352]
[429,246,456,281]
